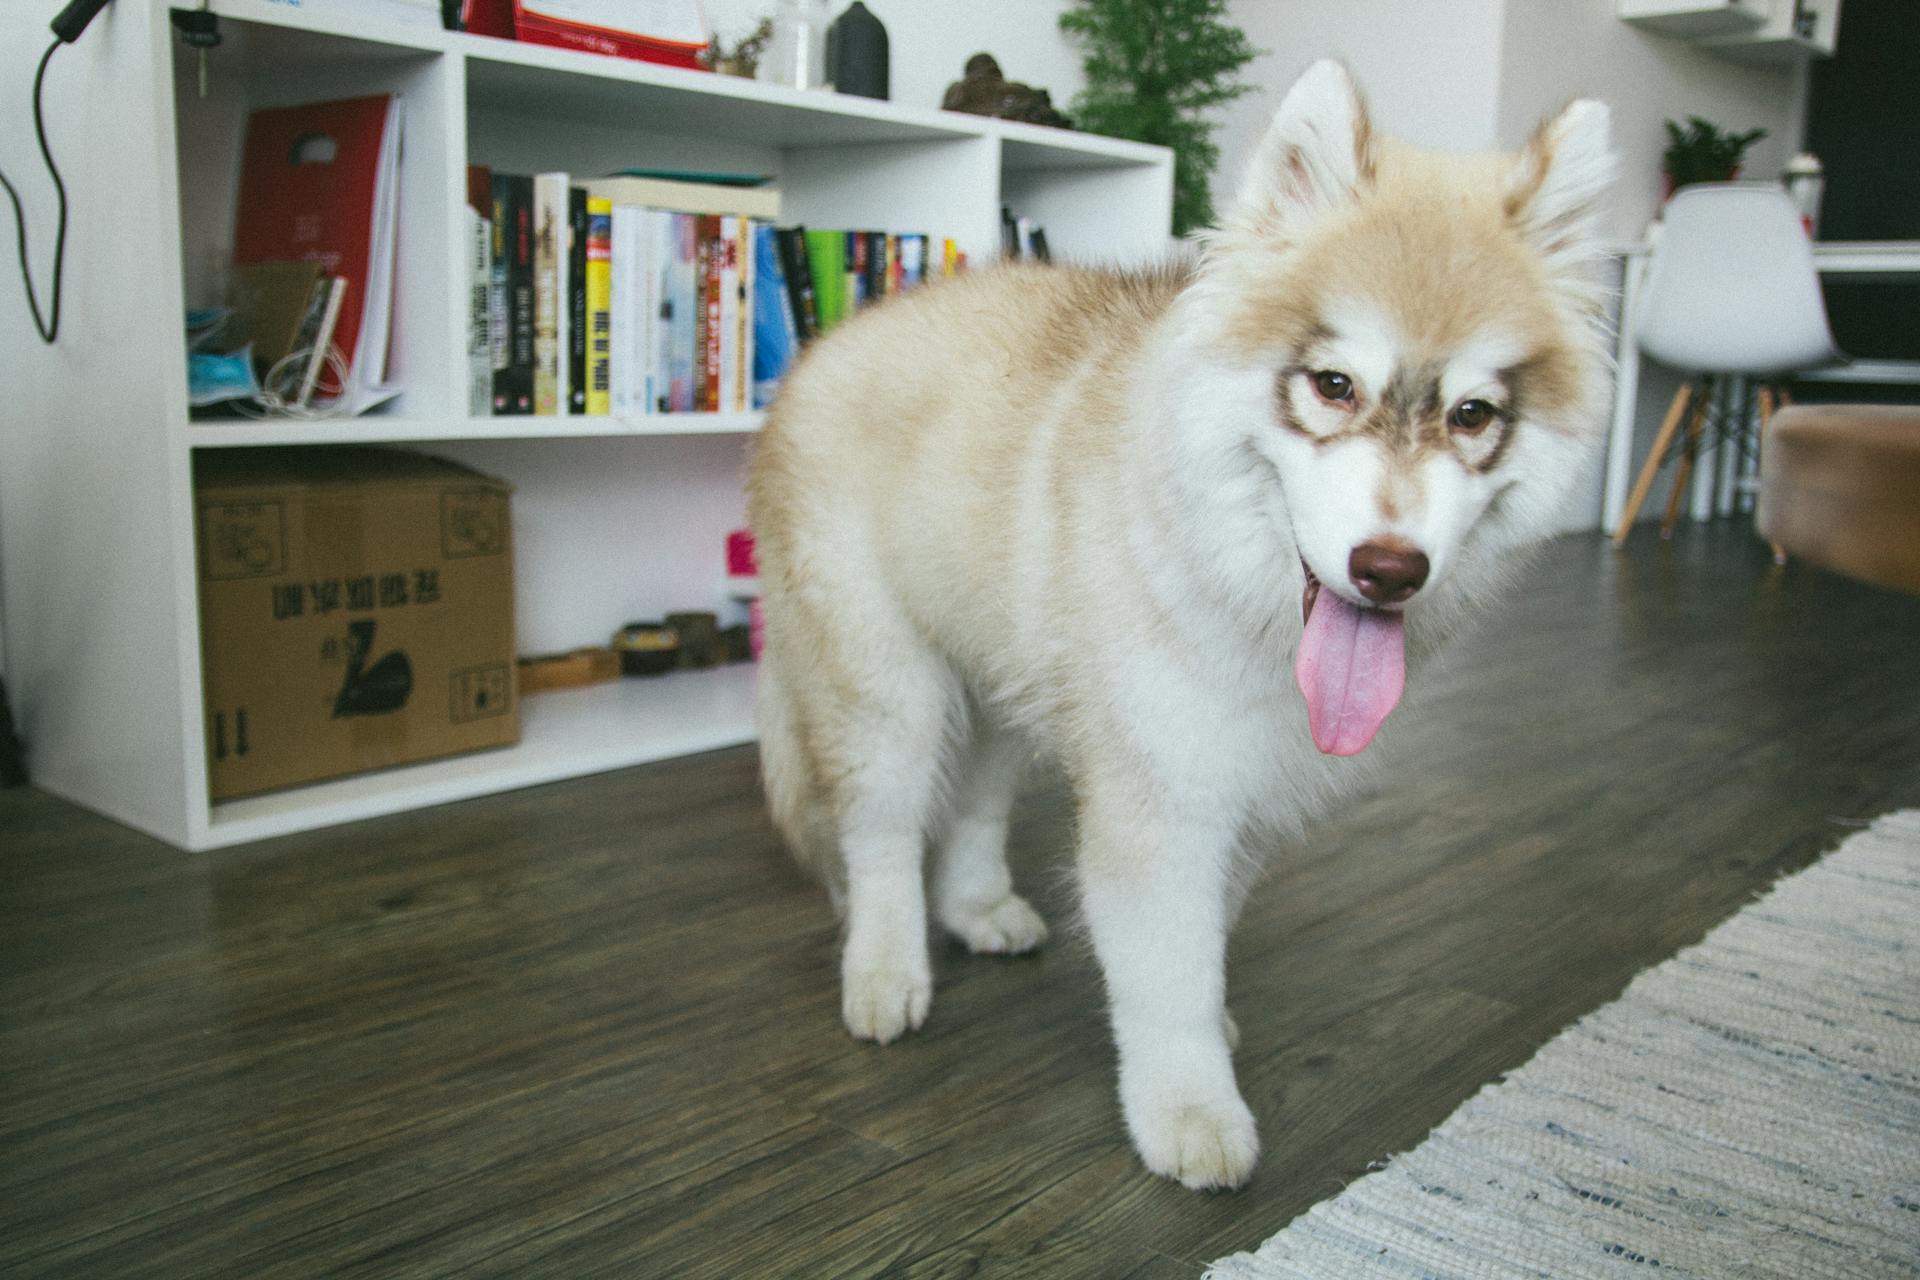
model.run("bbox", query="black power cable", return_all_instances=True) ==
[1,39,68,344]
[3,0,117,345]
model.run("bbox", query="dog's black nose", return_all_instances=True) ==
[1349,541,1429,604]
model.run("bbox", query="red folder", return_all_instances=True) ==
[233,94,397,383]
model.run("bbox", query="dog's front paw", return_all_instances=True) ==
[942,893,1048,955]
[1128,1094,1260,1191]
[841,965,931,1044]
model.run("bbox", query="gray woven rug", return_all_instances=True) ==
[1208,810,1920,1280]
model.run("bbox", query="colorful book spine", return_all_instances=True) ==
[648,210,673,413]
[717,215,742,414]
[467,204,491,416]
[900,233,926,290]
[568,185,589,413]
[494,173,533,415]
[735,218,752,415]
[751,221,797,409]
[846,230,867,311]
[585,197,612,417]
[805,229,844,333]
[669,213,698,413]
[531,172,569,415]
[608,204,636,417]
[777,226,817,341]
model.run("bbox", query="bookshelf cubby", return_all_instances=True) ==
[0,0,1173,850]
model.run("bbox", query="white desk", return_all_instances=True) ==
[1600,239,1920,533]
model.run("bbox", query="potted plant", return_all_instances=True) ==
[1059,0,1258,237]
[1662,116,1767,197]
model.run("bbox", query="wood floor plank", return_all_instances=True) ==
[3,525,1918,1277]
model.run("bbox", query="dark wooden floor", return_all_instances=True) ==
[4,523,1919,1279]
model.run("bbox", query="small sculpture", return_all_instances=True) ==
[941,54,1072,129]
[705,17,774,78]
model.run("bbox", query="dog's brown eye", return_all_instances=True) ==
[1450,399,1497,433]
[1312,370,1355,404]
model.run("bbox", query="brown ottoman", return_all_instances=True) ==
[1759,405,1920,594]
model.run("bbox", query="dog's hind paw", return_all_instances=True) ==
[1132,1097,1260,1192]
[841,966,931,1044]
[942,893,1048,955]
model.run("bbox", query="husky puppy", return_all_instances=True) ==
[746,61,1614,1190]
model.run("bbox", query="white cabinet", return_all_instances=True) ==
[1618,0,1771,39]
[1701,0,1842,62]
[0,0,1172,850]
[1620,0,1842,61]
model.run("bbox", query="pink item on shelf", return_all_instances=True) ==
[727,528,758,577]
[749,599,765,659]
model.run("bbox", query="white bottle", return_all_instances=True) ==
[1783,153,1825,239]
[758,0,833,90]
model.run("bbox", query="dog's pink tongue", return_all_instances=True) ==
[1294,591,1406,757]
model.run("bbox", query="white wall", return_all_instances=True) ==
[1497,0,1800,241]
[1213,0,1509,220]
[698,0,1086,115]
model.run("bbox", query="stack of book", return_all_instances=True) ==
[466,168,968,419]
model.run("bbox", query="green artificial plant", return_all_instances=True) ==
[1059,0,1258,237]
[1662,116,1768,192]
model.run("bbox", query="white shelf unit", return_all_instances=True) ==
[1622,0,1843,61]
[1698,0,1840,63]
[0,0,1171,851]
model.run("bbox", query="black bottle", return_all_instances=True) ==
[826,1,889,100]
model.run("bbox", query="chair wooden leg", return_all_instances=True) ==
[1662,391,1710,539]
[1758,384,1787,564]
[1611,381,1695,546]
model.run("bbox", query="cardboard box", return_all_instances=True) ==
[195,447,519,801]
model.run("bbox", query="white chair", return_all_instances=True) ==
[1611,183,1843,545]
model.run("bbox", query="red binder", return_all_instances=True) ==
[233,94,398,386]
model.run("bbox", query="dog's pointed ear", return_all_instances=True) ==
[1506,100,1614,267]
[1232,60,1375,235]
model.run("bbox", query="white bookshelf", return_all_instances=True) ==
[0,0,1173,851]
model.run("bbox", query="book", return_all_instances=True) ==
[668,213,698,412]
[233,94,401,414]
[583,174,781,221]
[718,215,742,414]
[467,204,492,416]
[804,229,844,332]
[466,165,494,416]
[492,173,533,415]
[846,230,866,311]
[751,221,797,408]
[868,230,887,302]
[605,168,772,188]
[568,185,588,414]
[585,197,612,417]
[532,171,569,415]
[734,217,752,415]
[608,204,636,417]
[647,210,673,412]
[775,226,818,341]
[702,216,721,410]
[771,227,810,339]
[899,233,926,290]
